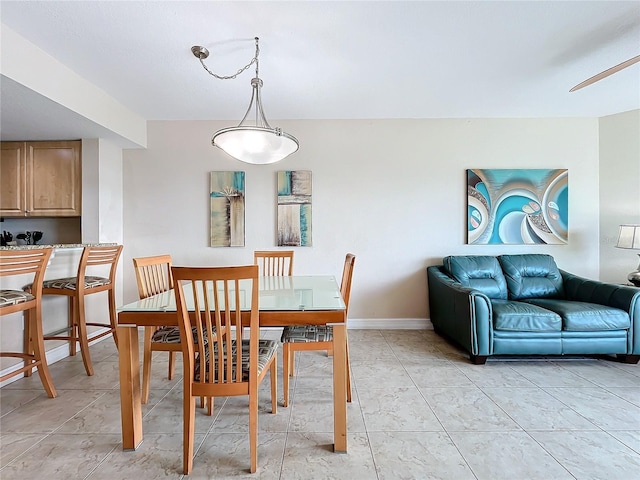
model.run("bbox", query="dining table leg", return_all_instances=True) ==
[332,322,347,453]
[117,324,143,450]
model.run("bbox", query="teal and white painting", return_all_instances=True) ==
[467,169,568,245]
[210,171,245,247]
[277,171,312,247]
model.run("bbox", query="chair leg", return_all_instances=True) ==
[29,307,57,398]
[183,392,196,475]
[168,351,176,380]
[69,297,77,356]
[283,343,290,407]
[346,339,352,403]
[270,355,277,414]
[249,383,258,473]
[141,327,154,404]
[23,312,33,377]
[201,396,213,415]
[290,350,295,376]
[108,289,118,349]
[75,295,94,376]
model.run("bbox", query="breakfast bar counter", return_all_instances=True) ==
[0,243,117,250]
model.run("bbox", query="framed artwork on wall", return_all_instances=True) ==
[277,170,312,247]
[467,168,568,245]
[210,171,245,247]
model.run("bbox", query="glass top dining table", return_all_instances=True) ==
[116,275,349,453]
[120,275,346,314]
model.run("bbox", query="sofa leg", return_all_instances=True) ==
[470,355,488,365]
[617,354,640,364]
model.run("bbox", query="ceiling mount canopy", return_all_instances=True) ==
[192,37,299,164]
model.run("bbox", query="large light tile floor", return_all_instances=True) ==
[1,329,639,479]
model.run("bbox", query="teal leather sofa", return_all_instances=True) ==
[427,254,640,364]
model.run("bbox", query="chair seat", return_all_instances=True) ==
[151,325,210,345]
[40,276,111,290]
[281,325,334,343]
[0,289,35,307]
[195,339,278,382]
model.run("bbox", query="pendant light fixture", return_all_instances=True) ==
[191,37,299,164]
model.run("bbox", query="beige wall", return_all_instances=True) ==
[599,109,640,283]
[123,117,600,322]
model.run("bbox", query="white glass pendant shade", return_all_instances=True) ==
[212,76,298,164]
[213,127,299,164]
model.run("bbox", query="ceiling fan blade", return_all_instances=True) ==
[570,55,640,92]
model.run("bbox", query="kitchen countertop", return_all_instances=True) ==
[0,243,118,250]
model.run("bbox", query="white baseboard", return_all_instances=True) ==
[0,328,112,388]
[347,318,433,330]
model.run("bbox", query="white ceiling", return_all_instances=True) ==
[1,1,640,144]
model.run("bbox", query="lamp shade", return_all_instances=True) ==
[193,39,299,165]
[616,224,640,250]
[212,126,299,165]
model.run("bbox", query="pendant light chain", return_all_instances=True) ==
[196,37,260,81]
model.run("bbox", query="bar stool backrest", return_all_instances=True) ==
[0,248,52,314]
[77,245,123,290]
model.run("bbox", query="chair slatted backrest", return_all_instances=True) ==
[133,255,173,299]
[78,245,123,286]
[340,254,356,315]
[0,248,52,312]
[254,250,293,276]
[172,265,259,393]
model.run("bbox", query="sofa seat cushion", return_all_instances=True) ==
[443,256,508,299]
[524,299,631,331]
[491,299,562,332]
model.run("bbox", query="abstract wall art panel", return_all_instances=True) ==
[467,168,568,245]
[210,171,245,247]
[277,170,312,247]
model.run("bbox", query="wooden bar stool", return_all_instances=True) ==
[37,245,123,376]
[1,248,57,397]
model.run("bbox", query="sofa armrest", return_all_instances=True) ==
[427,266,493,356]
[561,270,640,354]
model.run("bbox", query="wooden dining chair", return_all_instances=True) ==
[254,250,294,276]
[172,265,278,474]
[132,254,178,404]
[280,253,355,407]
[1,248,57,398]
[36,245,123,376]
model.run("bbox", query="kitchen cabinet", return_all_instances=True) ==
[1,140,81,217]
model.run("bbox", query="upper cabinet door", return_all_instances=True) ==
[26,141,82,216]
[0,140,81,217]
[0,142,27,216]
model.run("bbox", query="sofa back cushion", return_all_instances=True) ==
[498,254,564,300]
[443,256,508,299]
